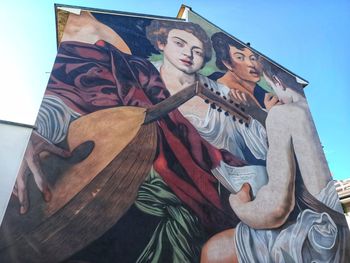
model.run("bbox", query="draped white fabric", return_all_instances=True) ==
[188,75,268,161]
[36,95,80,143]
[235,181,343,263]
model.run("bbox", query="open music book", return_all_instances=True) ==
[212,162,268,197]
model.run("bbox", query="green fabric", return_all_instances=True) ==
[135,168,206,263]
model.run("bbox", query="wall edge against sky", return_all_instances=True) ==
[178,4,309,87]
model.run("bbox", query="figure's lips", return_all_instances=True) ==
[249,70,259,77]
[180,59,193,66]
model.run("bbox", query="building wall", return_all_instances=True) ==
[336,179,350,227]
[0,5,348,262]
[0,122,32,223]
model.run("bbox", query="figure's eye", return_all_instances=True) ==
[193,49,203,57]
[174,40,185,47]
[235,54,244,61]
[272,75,286,90]
[250,55,257,62]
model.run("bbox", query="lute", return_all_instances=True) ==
[145,81,251,125]
[0,80,250,262]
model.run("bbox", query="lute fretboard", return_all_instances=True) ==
[144,81,251,126]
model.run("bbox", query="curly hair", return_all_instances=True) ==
[211,32,255,70]
[260,57,303,92]
[146,20,212,63]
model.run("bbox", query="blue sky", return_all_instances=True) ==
[1,0,349,180]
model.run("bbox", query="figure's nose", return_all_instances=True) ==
[246,59,254,67]
[183,47,193,58]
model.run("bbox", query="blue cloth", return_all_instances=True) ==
[253,84,267,109]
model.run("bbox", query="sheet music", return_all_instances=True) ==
[212,162,268,197]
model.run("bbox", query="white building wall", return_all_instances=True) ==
[0,122,32,224]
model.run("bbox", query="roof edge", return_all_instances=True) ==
[54,3,184,49]
[185,7,309,87]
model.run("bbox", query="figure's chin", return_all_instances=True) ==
[280,97,293,104]
[246,77,259,83]
[181,67,196,74]
[248,73,260,81]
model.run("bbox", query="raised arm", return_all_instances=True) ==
[61,11,131,54]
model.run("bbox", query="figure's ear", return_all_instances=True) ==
[263,72,276,89]
[272,75,286,91]
[157,40,165,51]
[222,60,233,71]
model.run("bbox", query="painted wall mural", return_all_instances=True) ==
[0,6,349,263]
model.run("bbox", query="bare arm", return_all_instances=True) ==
[62,11,131,54]
[229,104,296,229]
[287,101,330,195]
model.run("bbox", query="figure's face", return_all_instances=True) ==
[158,29,205,74]
[263,72,303,104]
[227,46,260,83]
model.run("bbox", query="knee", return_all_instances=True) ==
[200,229,238,263]
[267,200,295,228]
[201,241,212,263]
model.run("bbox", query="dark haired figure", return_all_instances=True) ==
[7,12,261,262]
[261,58,305,104]
[210,32,279,113]
[146,20,213,119]
[146,20,269,169]
[201,58,350,263]
[8,12,348,263]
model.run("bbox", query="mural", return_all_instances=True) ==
[0,6,349,263]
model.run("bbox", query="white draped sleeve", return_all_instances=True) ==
[188,75,268,161]
[35,95,80,144]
